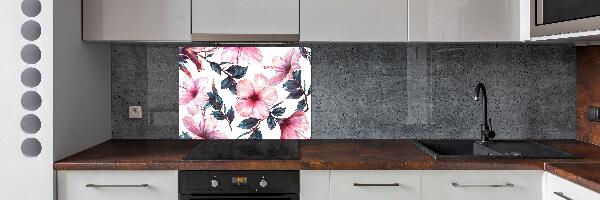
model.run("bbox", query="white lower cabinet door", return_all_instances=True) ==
[301,170,331,200]
[421,170,543,200]
[330,170,421,200]
[57,170,178,200]
[545,172,600,200]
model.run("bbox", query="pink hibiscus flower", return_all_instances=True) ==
[269,48,301,86]
[183,116,226,139]
[179,76,209,115]
[235,74,278,119]
[279,111,310,139]
[219,47,263,66]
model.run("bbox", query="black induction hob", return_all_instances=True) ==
[183,140,299,160]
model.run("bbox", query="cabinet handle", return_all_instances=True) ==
[85,184,149,188]
[451,182,514,188]
[553,192,573,200]
[353,183,400,187]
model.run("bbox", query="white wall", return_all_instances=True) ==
[0,0,53,199]
[53,0,111,161]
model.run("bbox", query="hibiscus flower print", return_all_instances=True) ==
[279,111,310,139]
[179,76,209,116]
[235,74,278,119]
[179,47,312,139]
[181,47,214,71]
[218,47,263,66]
[183,116,226,139]
[269,48,301,86]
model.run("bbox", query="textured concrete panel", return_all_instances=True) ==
[112,43,576,139]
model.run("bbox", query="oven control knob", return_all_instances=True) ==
[211,180,219,188]
[259,179,268,188]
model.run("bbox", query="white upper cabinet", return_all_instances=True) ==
[82,0,191,41]
[409,0,530,42]
[300,0,409,42]
[191,0,300,41]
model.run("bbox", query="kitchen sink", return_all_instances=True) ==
[413,140,577,159]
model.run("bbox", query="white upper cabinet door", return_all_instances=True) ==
[83,0,191,41]
[192,0,300,41]
[421,170,543,200]
[300,0,408,42]
[330,170,421,200]
[409,0,529,42]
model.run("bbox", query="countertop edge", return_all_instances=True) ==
[545,162,600,194]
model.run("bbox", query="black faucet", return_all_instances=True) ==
[474,83,495,143]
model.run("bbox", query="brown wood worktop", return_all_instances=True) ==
[545,162,600,194]
[54,139,600,171]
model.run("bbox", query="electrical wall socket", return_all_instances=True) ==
[128,106,143,119]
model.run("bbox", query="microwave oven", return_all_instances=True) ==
[532,0,600,37]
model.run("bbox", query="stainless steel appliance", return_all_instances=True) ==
[532,0,600,37]
[179,171,299,200]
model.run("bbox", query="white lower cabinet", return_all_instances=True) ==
[57,170,178,200]
[421,170,543,200]
[545,172,600,200]
[301,170,331,200]
[330,170,421,200]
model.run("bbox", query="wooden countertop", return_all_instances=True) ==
[545,162,600,194]
[54,139,600,194]
[54,139,600,170]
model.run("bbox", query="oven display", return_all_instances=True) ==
[232,177,248,185]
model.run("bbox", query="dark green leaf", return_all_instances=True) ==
[210,62,222,75]
[297,99,307,111]
[226,65,248,79]
[228,82,237,95]
[226,107,235,122]
[220,77,235,90]
[287,90,304,99]
[283,80,301,92]
[203,101,212,111]
[211,111,225,120]
[180,131,192,139]
[293,70,301,81]
[272,107,286,116]
[238,118,259,129]
[267,116,276,130]
[207,92,223,110]
[250,129,262,140]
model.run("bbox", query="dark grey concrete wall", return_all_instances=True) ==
[112,44,576,139]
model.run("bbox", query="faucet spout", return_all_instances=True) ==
[474,83,495,142]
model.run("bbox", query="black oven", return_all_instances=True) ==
[179,171,299,200]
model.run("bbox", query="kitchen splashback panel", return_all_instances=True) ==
[178,47,311,140]
[112,44,576,139]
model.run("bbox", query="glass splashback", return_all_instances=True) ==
[178,47,311,140]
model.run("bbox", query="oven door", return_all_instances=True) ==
[180,194,299,200]
[532,0,600,37]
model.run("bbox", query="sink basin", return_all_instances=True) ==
[413,140,577,159]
